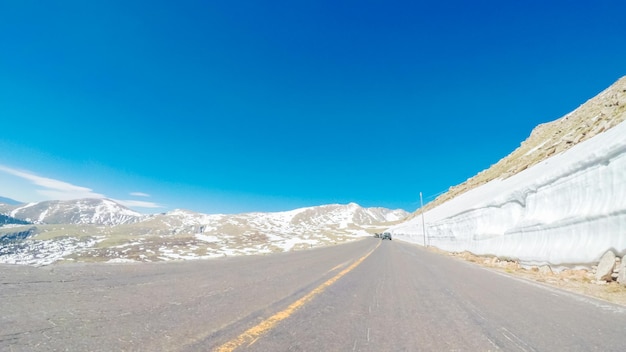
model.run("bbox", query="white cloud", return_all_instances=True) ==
[0,165,163,210]
[115,199,163,209]
[130,192,151,197]
[0,165,105,200]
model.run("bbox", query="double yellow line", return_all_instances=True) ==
[215,241,380,351]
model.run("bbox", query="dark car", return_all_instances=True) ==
[381,232,392,240]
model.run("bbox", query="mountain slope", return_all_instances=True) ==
[128,203,408,246]
[7,198,142,226]
[1,202,407,265]
[416,76,626,216]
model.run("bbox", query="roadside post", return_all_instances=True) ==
[420,192,427,247]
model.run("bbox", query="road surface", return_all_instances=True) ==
[2,238,625,351]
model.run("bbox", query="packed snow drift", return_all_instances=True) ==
[388,120,626,269]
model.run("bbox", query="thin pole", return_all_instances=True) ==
[420,192,427,247]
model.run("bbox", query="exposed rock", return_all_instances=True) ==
[618,257,626,286]
[595,251,616,281]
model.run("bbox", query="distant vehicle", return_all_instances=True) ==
[381,232,392,240]
[374,233,381,238]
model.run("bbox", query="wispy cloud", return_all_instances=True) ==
[115,199,163,209]
[0,165,163,209]
[130,192,151,197]
[0,165,105,200]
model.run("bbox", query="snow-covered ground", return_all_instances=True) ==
[0,203,403,266]
[0,237,102,266]
[388,120,626,269]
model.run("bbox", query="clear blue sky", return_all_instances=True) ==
[1,0,625,214]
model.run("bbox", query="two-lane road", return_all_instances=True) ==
[237,239,626,351]
[2,238,625,351]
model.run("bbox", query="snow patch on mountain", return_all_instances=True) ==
[9,203,37,218]
[7,198,141,226]
[160,203,406,236]
[0,237,102,266]
[1,203,407,266]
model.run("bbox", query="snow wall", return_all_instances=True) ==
[388,120,626,269]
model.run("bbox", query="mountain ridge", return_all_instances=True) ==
[2,198,141,226]
[1,199,408,265]
[0,196,22,205]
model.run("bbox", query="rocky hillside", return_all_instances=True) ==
[414,76,626,216]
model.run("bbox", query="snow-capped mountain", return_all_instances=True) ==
[1,201,407,265]
[5,198,142,226]
[288,202,407,227]
[152,202,407,237]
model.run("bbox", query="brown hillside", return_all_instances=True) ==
[411,76,626,218]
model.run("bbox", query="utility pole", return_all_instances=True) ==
[420,192,427,247]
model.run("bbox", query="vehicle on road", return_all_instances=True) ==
[381,232,392,240]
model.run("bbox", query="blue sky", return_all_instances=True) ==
[1,0,625,214]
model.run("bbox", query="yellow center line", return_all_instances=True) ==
[326,259,350,274]
[214,241,381,352]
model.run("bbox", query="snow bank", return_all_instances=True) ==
[388,120,626,268]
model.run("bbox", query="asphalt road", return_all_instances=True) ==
[2,238,625,351]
